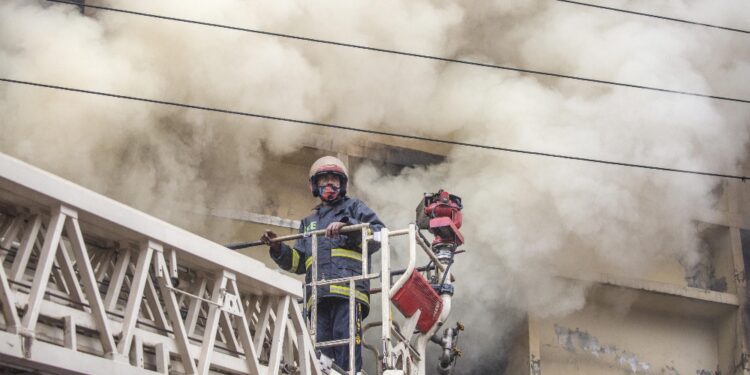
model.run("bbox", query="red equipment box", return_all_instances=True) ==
[391,271,443,333]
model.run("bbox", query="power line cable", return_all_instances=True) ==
[556,0,750,35]
[1,77,747,181]
[42,0,750,105]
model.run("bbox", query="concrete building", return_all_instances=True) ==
[502,179,750,374]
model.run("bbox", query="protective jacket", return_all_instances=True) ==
[270,196,385,317]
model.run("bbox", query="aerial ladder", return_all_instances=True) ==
[0,152,464,375]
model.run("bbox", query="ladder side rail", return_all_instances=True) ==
[358,225,369,375]
[361,226,369,286]
[348,278,356,375]
[388,224,417,298]
[311,233,318,347]
[379,227,392,369]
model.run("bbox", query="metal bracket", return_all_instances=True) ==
[221,291,242,316]
[20,332,34,359]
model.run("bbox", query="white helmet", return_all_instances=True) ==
[309,156,349,198]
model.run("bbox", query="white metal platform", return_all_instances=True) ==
[0,152,320,374]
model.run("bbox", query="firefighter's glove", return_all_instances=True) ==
[260,230,281,251]
[325,222,346,238]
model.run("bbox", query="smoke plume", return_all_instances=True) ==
[1,0,749,373]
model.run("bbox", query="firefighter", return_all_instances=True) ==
[260,156,385,373]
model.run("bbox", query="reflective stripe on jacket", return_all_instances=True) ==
[269,196,385,317]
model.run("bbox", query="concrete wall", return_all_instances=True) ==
[506,181,750,375]
[539,291,729,375]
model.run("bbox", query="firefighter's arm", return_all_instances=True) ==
[263,230,306,274]
[342,200,385,252]
[346,199,385,231]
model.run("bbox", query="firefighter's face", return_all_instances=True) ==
[317,173,341,188]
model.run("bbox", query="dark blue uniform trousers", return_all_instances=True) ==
[316,298,363,372]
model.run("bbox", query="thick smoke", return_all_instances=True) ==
[1,0,749,373]
[353,1,750,371]
[0,0,328,232]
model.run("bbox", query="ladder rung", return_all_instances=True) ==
[312,273,380,287]
[315,338,351,348]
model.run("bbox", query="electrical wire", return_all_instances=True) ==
[556,0,750,35]
[1,77,748,181]
[41,0,750,105]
